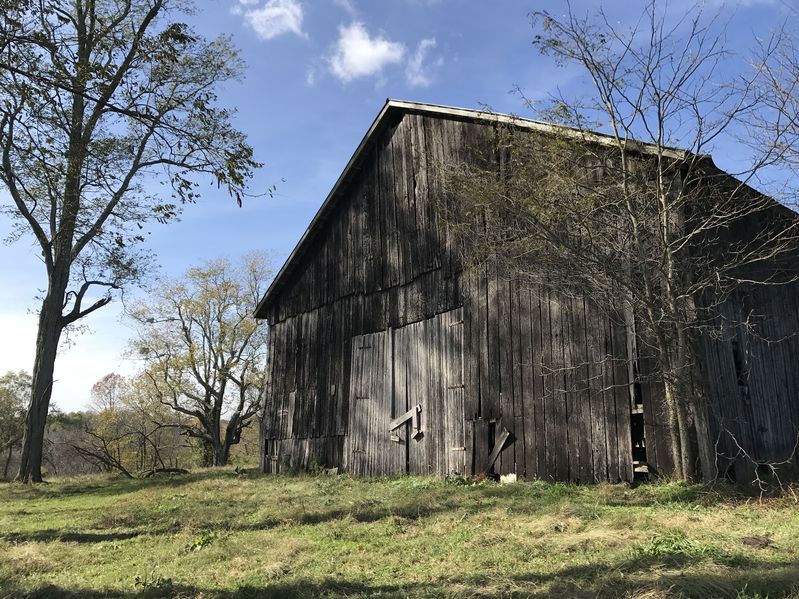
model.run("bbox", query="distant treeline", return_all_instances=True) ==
[1,400,260,481]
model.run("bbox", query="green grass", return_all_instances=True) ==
[1,470,799,598]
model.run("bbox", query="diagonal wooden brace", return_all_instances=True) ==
[388,404,422,439]
[484,427,512,474]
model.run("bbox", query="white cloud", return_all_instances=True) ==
[329,22,405,82]
[233,0,306,41]
[405,37,442,87]
[333,0,357,17]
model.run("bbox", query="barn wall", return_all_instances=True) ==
[262,112,488,473]
[699,282,799,479]
[261,110,675,482]
[266,111,488,325]
[263,271,644,481]
[688,187,799,480]
[461,269,639,482]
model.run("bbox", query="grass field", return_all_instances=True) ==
[1,469,798,598]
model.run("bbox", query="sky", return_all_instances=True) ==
[0,0,792,411]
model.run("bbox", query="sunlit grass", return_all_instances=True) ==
[1,469,798,597]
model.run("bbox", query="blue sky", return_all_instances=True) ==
[0,0,790,411]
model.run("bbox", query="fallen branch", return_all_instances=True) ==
[142,468,190,478]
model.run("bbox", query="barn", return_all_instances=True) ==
[255,99,799,483]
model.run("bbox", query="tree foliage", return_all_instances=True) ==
[443,2,799,481]
[129,253,272,467]
[0,0,259,481]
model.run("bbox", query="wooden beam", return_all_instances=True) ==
[389,404,421,431]
[485,428,512,474]
[412,405,424,440]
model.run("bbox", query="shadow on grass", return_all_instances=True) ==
[509,552,799,598]
[2,472,750,545]
[3,556,798,598]
[3,468,247,499]
[239,496,478,530]
[0,529,141,543]
[234,480,731,533]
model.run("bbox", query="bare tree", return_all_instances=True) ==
[70,373,193,477]
[41,409,99,477]
[0,1,260,482]
[129,253,271,467]
[443,2,799,481]
[120,372,193,473]
[70,419,137,478]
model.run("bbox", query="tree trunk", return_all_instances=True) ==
[199,439,215,467]
[3,444,13,479]
[676,327,699,480]
[686,330,718,482]
[661,377,686,480]
[17,287,66,483]
[662,355,705,481]
[17,23,87,483]
[674,381,696,480]
[689,386,716,481]
[214,442,230,467]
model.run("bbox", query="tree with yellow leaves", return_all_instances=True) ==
[129,253,272,467]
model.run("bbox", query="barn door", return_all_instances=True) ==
[346,308,465,477]
[393,308,466,476]
[345,329,405,476]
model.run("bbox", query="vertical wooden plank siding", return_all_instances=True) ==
[531,287,547,479]
[262,112,647,482]
[699,282,799,478]
[486,268,501,421]
[498,276,515,474]
[519,285,537,479]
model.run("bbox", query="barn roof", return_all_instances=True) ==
[254,99,692,318]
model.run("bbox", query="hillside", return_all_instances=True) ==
[1,470,798,598]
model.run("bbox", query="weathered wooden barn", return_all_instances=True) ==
[255,100,799,483]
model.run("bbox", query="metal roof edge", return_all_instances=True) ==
[385,99,691,161]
